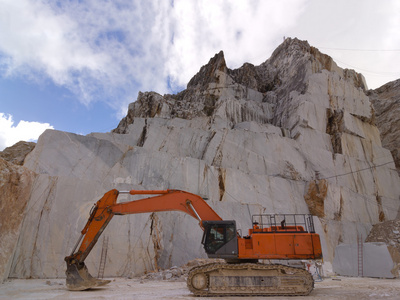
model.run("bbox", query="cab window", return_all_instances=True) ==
[204,223,235,254]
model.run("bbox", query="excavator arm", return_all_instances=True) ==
[65,189,222,290]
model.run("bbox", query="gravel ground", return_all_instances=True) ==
[1,276,400,300]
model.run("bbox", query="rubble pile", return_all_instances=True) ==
[366,219,400,252]
[137,259,224,282]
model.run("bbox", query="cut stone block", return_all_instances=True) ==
[333,242,398,278]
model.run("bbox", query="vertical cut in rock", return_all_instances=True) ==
[217,168,226,201]
[326,109,344,154]
[137,119,148,147]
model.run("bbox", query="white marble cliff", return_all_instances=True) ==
[2,38,399,280]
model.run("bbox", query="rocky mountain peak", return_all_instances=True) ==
[187,50,227,88]
[114,37,369,134]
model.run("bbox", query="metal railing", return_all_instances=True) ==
[251,214,316,233]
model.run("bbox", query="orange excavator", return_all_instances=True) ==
[65,189,322,296]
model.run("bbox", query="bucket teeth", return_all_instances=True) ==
[65,262,111,291]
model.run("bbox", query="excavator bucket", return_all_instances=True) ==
[65,262,111,291]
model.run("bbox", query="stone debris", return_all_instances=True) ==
[366,219,400,253]
[139,266,183,282]
[137,259,224,282]
[45,280,63,286]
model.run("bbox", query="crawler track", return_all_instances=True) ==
[187,262,314,297]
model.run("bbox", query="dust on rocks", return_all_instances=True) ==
[136,259,224,282]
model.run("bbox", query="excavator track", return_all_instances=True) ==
[187,262,314,297]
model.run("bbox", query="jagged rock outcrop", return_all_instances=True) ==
[2,38,400,280]
[369,79,400,174]
[0,158,36,282]
[0,141,36,165]
[113,50,275,133]
[0,142,37,282]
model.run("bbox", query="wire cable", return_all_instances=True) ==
[329,56,400,77]
[319,47,400,52]
[321,161,394,180]
[206,154,398,212]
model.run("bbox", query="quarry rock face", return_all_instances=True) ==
[0,159,36,282]
[2,38,400,280]
[369,79,400,175]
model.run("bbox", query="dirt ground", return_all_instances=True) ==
[0,276,399,300]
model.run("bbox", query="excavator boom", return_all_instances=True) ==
[65,189,221,290]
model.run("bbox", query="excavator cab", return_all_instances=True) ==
[201,220,238,259]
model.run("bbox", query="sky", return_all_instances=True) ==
[0,0,399,151]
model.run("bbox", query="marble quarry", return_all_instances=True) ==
[1,38,399,281]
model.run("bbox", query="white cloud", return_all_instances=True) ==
[165,0,307,87]
[286,0,400,89]
[0,0,112,104]
[0,0,308,112]
[1,0,398,117]
[0,113,54,151]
